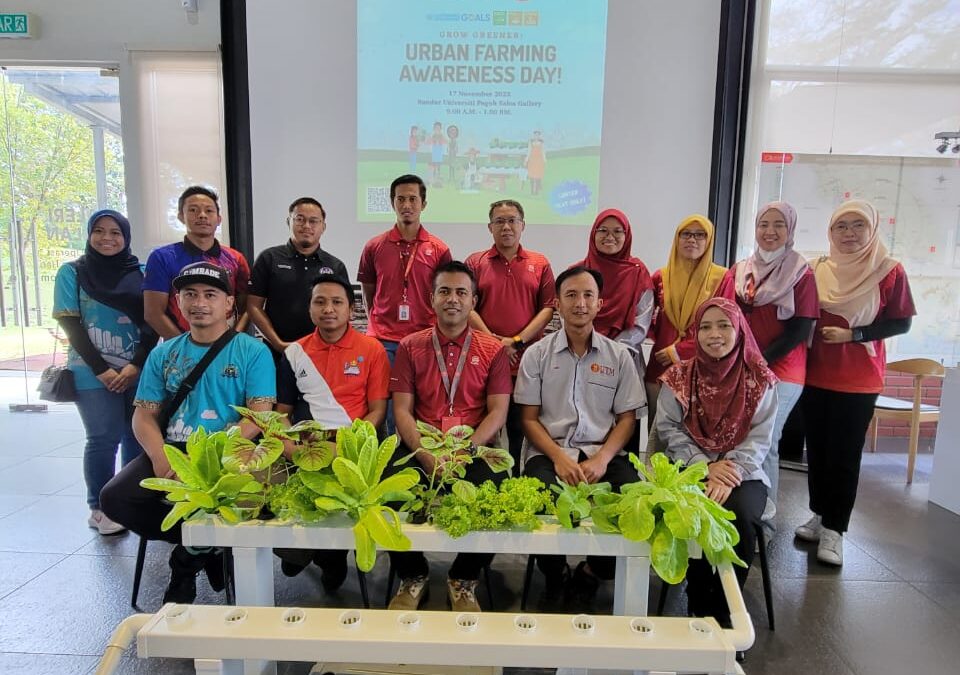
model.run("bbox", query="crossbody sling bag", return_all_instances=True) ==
[157,329,238,434]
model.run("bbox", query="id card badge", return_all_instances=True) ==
[398,304,411,321]
[441,415,463,433]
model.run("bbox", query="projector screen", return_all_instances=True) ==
[357,1,608,225]
[246,0,720,276]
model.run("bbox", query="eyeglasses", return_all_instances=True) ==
[679,231,708,241]
[492,217,522,227]
[830,221,867,234]
[596,227,626,239]
[292,215,323,226]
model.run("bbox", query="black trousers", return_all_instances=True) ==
[685,479,766,621]
[386,445,506,581]
[101,451,183,544]
[504,393,524,470]
[524,452,640,580]
[801,385,879,533]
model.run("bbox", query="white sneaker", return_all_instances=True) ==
[817,527,844,566]
[88,509,126,535]
[794,514,822,542]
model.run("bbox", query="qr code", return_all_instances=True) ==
[366,187,391,214]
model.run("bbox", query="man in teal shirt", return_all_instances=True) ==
[101,262,276,604]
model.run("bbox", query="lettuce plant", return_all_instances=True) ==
[395,421,514,521]
[292,419,421,571]
[589,453,746,585]
[432,476,554,537]
[551,480,612,528]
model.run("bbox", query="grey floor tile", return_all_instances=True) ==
[0,494,40,519]
[0,551,65,598]
[55,479,87,497]
[0,652,98,674]
[45,441,85,458]
[0,495,95,553]
[0,456,84,495]
[911,582,960,624]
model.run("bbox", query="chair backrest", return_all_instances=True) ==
[886,358,945,379]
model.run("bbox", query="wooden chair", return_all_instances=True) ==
[869,358,945,484]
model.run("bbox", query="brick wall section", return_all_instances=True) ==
[877,370,942,438]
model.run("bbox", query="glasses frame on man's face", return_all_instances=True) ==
[291,213,324,228]
[491,217,523,228]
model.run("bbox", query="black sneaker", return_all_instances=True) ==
[163,545,204,604]
[316,551,348,593]
[280,559,309,578]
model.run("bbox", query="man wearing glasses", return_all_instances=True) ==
[466,199,556,466]
[248,197,351,358]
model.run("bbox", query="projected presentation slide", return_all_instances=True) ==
[357,0,609,224]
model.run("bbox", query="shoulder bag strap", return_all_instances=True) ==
[159,329,238,429]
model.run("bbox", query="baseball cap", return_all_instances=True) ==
[172,262,233,295]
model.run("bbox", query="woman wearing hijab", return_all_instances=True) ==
[575,209,655,362]
[656,298,778,624]
[646,215,734,435]
[796,200,915,566]
[53,210,157,535]
[729,202,818,524]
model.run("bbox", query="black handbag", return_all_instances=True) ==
[38,331,76,403]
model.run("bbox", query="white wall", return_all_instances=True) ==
[0,0,221,257]
[246,0,721,277]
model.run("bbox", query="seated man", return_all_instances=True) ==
[515,266,646,607]
[388,261,511,612]
[274,273,390,588]
[101,262,275,603]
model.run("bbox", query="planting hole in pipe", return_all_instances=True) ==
[339,610,362,628]
[629,617,655,636]
[281,608,306,627]
[397,612,421,631]
[514,614,537,633]
[689,619,714,637]
[571,614,595,635]
[224,608,247,625]
[164,604,191,628]
[456,613,479,632]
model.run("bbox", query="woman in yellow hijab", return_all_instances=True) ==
[646,215,732,430]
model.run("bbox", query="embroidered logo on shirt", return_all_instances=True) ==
[470,355,480,365]
[590,363,614,376]
[319,266,334,275]
[277,264,293,270]
[222,364,239,378]
[344,359,362,376]
[297,369,308,378]
[424,246,434,256]
[527,264,535,273]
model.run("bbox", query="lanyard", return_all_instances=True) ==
[399,241,419,301]
[432,328,472,416]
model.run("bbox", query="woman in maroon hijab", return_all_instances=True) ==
[656,298,777,625]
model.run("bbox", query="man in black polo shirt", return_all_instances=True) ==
[248,197,351,356]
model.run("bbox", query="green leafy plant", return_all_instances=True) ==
[432,476,554,538]
[396,421,514,522]
[293,419,421,571]
[140,426,265,530]
[551,480,612,528]
[590,453,746,585]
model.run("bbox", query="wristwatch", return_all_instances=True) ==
[851,327,865,343]
[512,335,525,349]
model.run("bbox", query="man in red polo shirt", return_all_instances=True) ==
[466,199,556,466]
[358,174,452,433]
[387,261,512,613]
[274,273,391,589]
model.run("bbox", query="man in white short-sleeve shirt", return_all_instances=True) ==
[515,265,645,609]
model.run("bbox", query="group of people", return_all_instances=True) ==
[53,173,914,625]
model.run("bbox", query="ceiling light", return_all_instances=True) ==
[937,141,949,154]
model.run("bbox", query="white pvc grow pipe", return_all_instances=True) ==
[718,561,756,652]
[93,612,152,675]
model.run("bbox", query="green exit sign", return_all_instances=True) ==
[0,13,36,38]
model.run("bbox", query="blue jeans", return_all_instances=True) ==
[75,384,143,509]
[763,381,803,505]
[380,339,400,436]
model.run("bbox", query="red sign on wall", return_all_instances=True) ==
[761,152,794,163]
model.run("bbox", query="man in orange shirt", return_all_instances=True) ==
[274,273,391,588]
